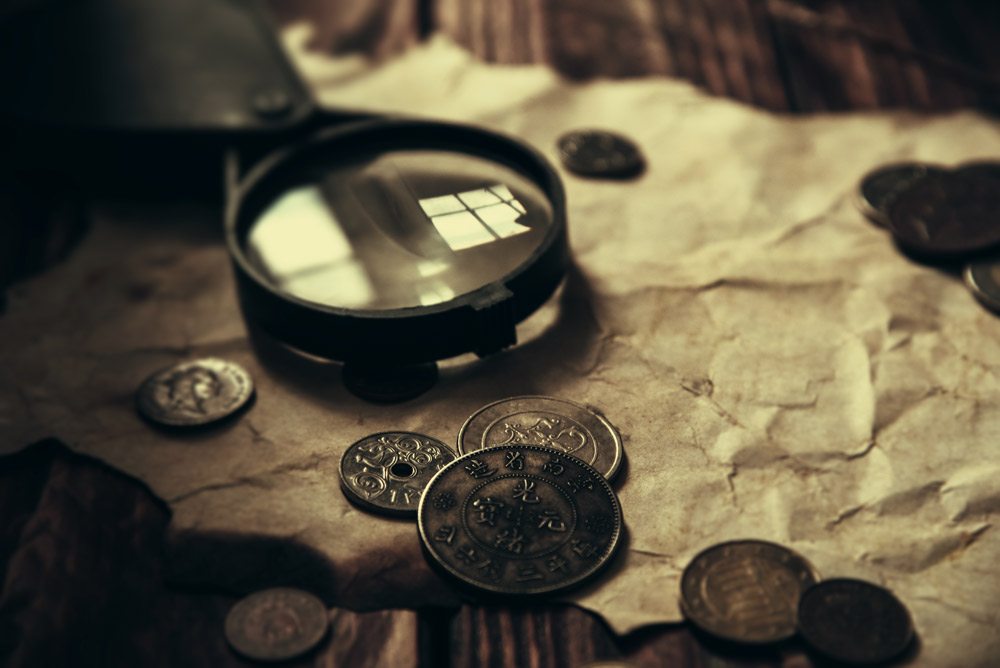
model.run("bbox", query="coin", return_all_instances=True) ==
[855,162,945,228]
[418,445,623,596]
[135,357,254,427]
[887,169,1000,256]
[341,361,438,403]
[340,432,456,517]
[224,587,328,662]
[679,540,820,644]
[556,129,645,178]
[963,260,1000,313]
[797,578,914,665]
[457,396,623,481]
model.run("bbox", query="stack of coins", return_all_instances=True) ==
[679,540,915,665]
[335,395,627,599]
[856,160,1000,314]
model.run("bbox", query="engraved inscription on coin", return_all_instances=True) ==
[418,445,623,596]
[340,432,456,517]
[224,588,328,662]
[855,162,945,227]
[458,396,623,480]
[797,579,915,665]
[964,260,1000,314]
[679,540,820,644]
[557,129,645,178]
[887,170,1000,256]
[135,357,254,427]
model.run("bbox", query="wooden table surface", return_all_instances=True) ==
[2,2,998,666]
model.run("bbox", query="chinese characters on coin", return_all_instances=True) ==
[418,445,622,596]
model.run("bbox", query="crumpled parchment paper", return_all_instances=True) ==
[2,27,1000,667]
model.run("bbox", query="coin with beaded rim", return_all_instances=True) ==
[797,578,914,665]
[680,540,820,644]
[340,431,456,517]
[418,445,623,596]
[224,588,328,662]
[457,396,623,481]
[136,357,254,427]
[556,129,645,178]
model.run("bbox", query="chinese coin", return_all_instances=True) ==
[418,445,623,596]
[340,432,456,518]
[797,579,914,665]
[556,129,645,178]
[887,169,1000,257]
[679,540,820,644]
[457,396,624,481]
[224,588,328,662]
[136,357,254,427]
[855,162,945,228]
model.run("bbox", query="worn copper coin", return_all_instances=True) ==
[135,357,254,427]
[458,396,623,480]
[855,162,945,228]
[556,129,645,178]
[887,169,1000,256]
[418,445,623,596]
[340,432,456,517]
[797,579,914,665]
[963,260,1000,314]
[224,588,328,662]
[679,540,820,644]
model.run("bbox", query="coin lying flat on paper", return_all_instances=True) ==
[887,170,1000,256]
[458,396,623,481]
[797,579,914,665]
[340,432,456,518]
[556,129,645,178]
[135,357,254,427]
[418,445,623,596]
[679,540,820,644]
[224,588,328,662]
[855,162,945,228]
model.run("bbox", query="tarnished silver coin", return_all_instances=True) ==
[458,396,623,481]
[887,169,1000,256]
[224,587,328,662]
[855,162,945,228]
[680,540,820,644]
[557,129,645,178]
[797,579,914,665]
[418,445,623,596]
[963,260,1000,314]
[135,357,254,427]
[340,432,456,517]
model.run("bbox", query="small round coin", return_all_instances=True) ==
[418,445,623,596]
[855,162,945,228]
[679,540,820,644]
[797,579,914,665]
[340,432,457,517]
[224,588,328,662]
[135,357,254,427]
[963,260,1000,314]
[887,170,1000,256]
[556,129,645,178]
[457,396,623,481]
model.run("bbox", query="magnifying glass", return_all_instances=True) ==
[226,117,570,375]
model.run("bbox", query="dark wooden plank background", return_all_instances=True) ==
[3,1,999,666]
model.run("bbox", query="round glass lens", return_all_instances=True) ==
[244,149,554,310]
